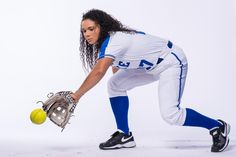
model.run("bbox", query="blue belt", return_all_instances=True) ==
[167,40,173,49]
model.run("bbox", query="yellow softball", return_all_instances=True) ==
[30,108,47,125]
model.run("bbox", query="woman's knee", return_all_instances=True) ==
[160,107,186,126]
[107,77,127,97]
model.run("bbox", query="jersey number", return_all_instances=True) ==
[118,61,130,68]
[117,59,154,70]
[138,59,154,70]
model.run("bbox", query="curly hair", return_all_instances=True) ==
[80,9,137,72]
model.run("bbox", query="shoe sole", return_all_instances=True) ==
[100,141,136,150]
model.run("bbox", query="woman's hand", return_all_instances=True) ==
[70,93,79,103]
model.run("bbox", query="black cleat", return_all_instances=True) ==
[99,131,136,150]
[210,119,231,152]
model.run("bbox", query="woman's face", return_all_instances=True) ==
[81,19,101,45]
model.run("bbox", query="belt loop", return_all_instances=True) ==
[156,58,163,64]
[167,41,173,49]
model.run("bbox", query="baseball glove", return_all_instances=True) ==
[37,91,77,131]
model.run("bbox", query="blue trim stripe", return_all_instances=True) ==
[171,52,183,108]
[98,36,110,59]
[135,31,146,35]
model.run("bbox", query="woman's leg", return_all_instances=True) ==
[107,69,157,134]
[158,51,230,152]
[158,52,221,129]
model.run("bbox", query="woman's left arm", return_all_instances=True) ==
[71,57,113,102]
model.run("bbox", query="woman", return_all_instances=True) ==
[71,9,230,152]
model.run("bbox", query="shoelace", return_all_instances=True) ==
[106,131,121,143]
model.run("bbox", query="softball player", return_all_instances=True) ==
[71,9,230,152]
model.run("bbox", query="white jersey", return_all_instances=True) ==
[98,31,171,71]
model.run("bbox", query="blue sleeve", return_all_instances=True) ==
[98,36,115,60]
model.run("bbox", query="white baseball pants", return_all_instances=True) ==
[107,45,188,125]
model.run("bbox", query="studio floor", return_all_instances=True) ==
[1,136,235,157]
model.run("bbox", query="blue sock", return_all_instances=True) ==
[183,108,221,130]
[110,96,129,134]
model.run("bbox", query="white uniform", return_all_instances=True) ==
[98,32,188,126]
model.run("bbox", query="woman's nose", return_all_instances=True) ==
[84,32,90,38]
